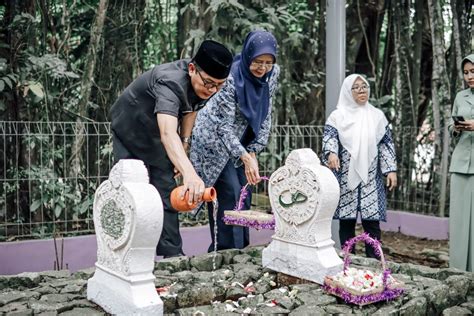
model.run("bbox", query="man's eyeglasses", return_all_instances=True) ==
[351,85,369,92]
[250,60,274,70]
[195,68,223,90]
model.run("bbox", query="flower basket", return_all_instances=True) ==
[223,210,275,230]
[322,233,405,306]
[222,177,275,230]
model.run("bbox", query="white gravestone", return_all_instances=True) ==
[262,149,343,284]
[87,159,164,315]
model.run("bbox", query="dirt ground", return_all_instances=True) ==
[354,225,449,268]
[249,196,450,269]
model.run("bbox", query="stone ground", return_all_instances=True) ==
[1,245,473,315]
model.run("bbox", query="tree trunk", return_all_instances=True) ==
[450,0,464,90]
[427,0,451,217]
[457,0,473,58]
[393,3,403,132]
[177,0,188,58]
[77,0,108,117]
[94,0,147,119]
[416,6,433,127]
[353,0,384,95]
[411,0,424,127]
[378,1,394,99]
[292,0,325,125]
[69,0,109,177]
[387,0,415,130]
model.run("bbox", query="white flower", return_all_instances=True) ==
[225,304,236,312]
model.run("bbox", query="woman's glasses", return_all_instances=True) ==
[351,85,369,92]
[250,60,274,70]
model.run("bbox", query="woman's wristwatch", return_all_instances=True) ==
[181,136,191,144]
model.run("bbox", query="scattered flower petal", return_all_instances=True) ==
[231,281,245,288]
[289,289,298,297]
[225,304,236,312]
[243,307,252,314]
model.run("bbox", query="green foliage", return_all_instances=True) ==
[0,0,471,239]
[0,9,81,121]
[2,126,108,239]
[142,0,179,67]
[180,0,323,125]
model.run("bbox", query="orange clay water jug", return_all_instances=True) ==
[170,185,217,212]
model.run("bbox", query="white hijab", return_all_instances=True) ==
[327,74,388,190]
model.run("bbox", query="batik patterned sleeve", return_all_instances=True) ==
[214,76,248,159]
[246,106,272,154]
[379,126,397,174]
[321,124,339,166]
[246,65,280,154]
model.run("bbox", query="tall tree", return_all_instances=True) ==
[93,0,147,120]
[69,0,109,176]
[411,0,425,127]
[427,0,451,216]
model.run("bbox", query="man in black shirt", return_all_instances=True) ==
[110,40,233,257]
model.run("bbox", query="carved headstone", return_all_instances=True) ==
[87,159,164,315]
[262,149,343,284]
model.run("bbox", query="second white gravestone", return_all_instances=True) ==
[262,148,343,284]
[87,159,164,315]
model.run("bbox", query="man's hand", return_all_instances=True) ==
[386,172,397,191]
[327,153,340,171]
[241,152,260,185]
[180,171,205,205]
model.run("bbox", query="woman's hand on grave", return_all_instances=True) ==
[242,153,260,185]
[386,172,397,191]
[327,153,340,171]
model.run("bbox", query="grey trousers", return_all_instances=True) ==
[449,173,474,272]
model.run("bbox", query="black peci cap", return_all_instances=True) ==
[192,40,233,79]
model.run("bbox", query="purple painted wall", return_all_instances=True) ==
[0,210,448,275]
[382,210,449,239]
[0,226,274,275]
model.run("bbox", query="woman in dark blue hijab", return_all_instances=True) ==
[190,30,280,251]
[232,31,278,141]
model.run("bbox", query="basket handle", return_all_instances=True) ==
[342,233,390,289]
[233,176,269,211]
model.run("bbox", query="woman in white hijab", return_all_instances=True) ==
[322,74,397,258]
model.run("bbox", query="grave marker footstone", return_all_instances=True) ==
[87,159,164,315]
[262,149,343,284]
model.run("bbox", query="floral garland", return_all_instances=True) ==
[222,215,275,230]
[323,232,404,305]
[233,176,269,211]
[342,233,382,269]
[322,283,404,306]
[341,232,391,290]
[222,176,275,230]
